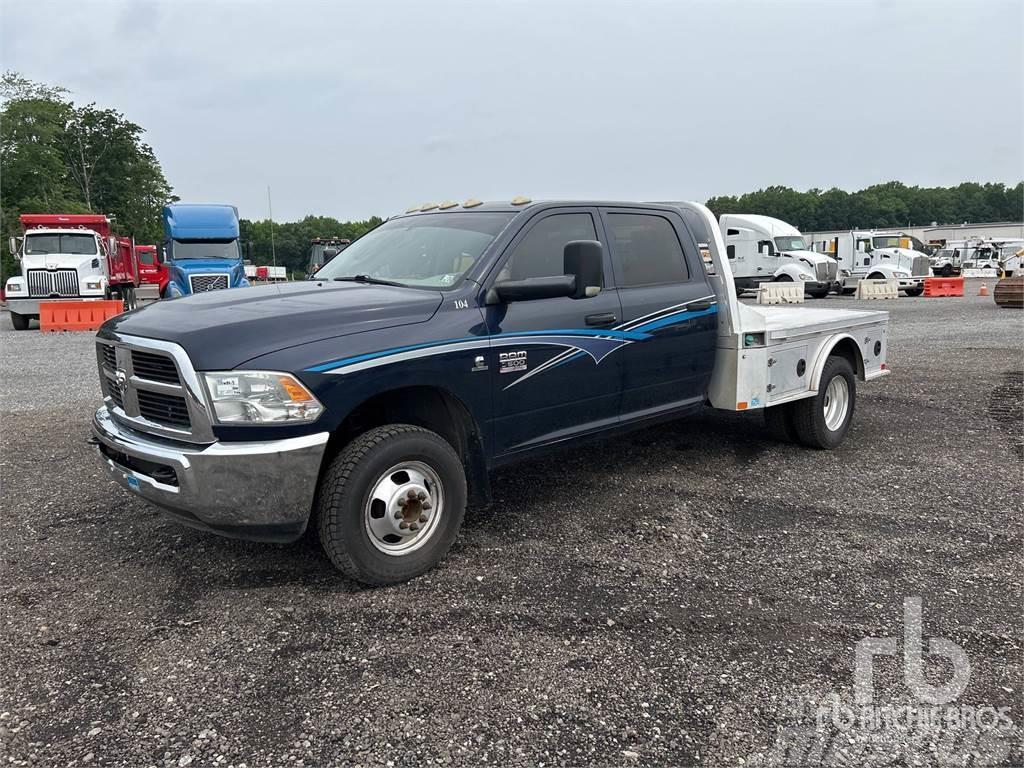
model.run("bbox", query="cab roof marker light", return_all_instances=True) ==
[438,200,459,209]
[510,196,531,206]
[420,202,438,211]
[405,205,421,213]
[463,199,483,208]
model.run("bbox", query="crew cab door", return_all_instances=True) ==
[483,208,623,455]
[600,207,717,419]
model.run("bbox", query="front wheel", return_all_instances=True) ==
[903,287,923,297]
[790,356,856,449]
[316,424,467,585]
[807,288,829,299]
[10,312,30,331]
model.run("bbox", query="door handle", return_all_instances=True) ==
[585,312,617,327]
[686,300,713,311]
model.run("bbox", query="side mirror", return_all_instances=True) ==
[488,274,576,304]
[562,240,603,299]
[246,241,255,260]
[9,237,20,260]
[157,247,167,264]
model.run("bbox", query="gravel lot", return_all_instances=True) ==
[1,291,1021,767]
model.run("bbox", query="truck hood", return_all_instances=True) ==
[19,252,104,275]
[169,258,239,273]
[102,281,444,370]
[781,249,830,265]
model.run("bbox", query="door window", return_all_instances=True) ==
[607,213,689,286]
[501,213,597,281]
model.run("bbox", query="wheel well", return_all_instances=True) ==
[328,386,490,506]
[867,272,885,279]
[828,337,865,380]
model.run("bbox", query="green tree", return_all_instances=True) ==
[1,71,174,282]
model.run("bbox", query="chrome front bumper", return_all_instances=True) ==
[91,406,329,542]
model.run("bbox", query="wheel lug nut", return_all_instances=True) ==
[407,489,418,499]
[394,511,402,519]
[410,523,420,531]
[417,491,427,500]
[398,498,407,507]
[422,501,431,510]
[418,515,428,523]
[399,521,409,530]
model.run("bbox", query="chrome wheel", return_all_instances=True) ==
[822,375,850,432]
[364,461,444,556]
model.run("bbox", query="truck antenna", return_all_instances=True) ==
[267,185,277,269]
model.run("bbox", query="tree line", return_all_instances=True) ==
[240,215,383,277]
[706,181,1023,234]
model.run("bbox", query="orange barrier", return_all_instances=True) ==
[40,300,123,332]
[923,277,965,298]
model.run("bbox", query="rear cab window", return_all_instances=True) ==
[603,211,691,287]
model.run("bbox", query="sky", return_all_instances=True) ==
[2,0,1022,222]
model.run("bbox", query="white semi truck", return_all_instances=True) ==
[812,230,929,296]
[719,214,838,299]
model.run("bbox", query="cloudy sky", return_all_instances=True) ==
[2,0,1021,222]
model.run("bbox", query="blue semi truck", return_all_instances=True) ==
[161,204,248,297]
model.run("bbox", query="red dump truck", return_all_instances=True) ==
[5,214,142,329]
[134,244,168,300]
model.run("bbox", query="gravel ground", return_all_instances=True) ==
[1,291,1021,767]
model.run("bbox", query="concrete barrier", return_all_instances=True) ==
[756,283,804,304]
[856,279,898,300]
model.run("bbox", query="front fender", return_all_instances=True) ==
[773,263,812,282]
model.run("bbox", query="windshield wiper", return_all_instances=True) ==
[333,274,406,287]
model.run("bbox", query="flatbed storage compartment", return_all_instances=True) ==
[707,304,889,411]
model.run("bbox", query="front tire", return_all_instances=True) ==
[807,288,829,299]
[903,287,923,297]
[790,356,856,449]
[10,312,30,331]
[316,424,467,585]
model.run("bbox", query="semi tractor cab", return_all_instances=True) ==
[5,213,139,330]
[307,237,351,275]
[161,204,248,297]
[814,230,929,295]
[91,199,890,586]
[719,214,837,299]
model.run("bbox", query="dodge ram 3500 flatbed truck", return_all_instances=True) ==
[91,200,890,585]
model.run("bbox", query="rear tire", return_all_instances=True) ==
[807,288,829,299]
[790,356,856,450]
[10,312,30,331]
[941,264,954,277]
[316,424,467,586]
[764,403,798,443]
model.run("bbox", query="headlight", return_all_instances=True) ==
[202,371,324,424]
[894,271,910,278]
[798,273,812,280]
[85,280,102,290]
[6,283,22,292]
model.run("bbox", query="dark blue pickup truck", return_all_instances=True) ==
[91,200,890,584]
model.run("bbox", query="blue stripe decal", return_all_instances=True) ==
[306,304,717,375]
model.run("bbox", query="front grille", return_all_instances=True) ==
[27,268,78,297]
[137,390,191,429]
[101,344,117,371]
[815,262,828,282]
[826,260,838,282]
[911,255,929,277]
[108,383,124,411]
[189,273,229,292]
[131,350,179,384]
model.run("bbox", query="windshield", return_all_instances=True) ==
[314,212,516,289]
[25,233,97,255]
[137,249,156,265]
[933,249,953,260]
[872,236,903,249]
[774,236,807,252]
[171,239,241,260]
